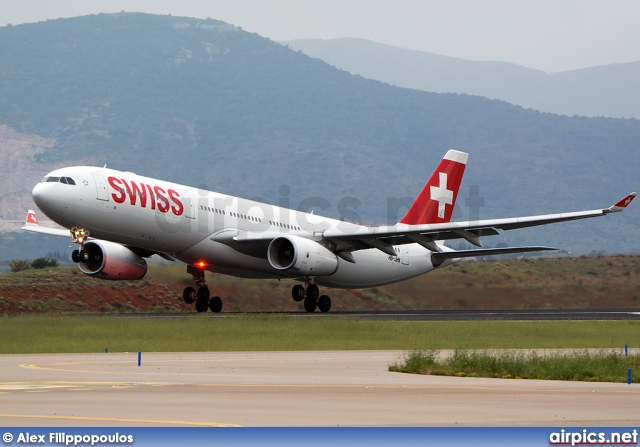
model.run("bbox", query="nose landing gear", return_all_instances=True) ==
[70,227,91,265]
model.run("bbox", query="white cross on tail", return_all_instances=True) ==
[430,172,453,219]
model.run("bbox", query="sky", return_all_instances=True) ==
[1,0,640,73]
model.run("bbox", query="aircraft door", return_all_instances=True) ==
[92,173,109,201]
[401,246,410,265]
[179,190,195,219]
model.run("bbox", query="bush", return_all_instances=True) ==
[9,259,31,273]
[31,257,59,269]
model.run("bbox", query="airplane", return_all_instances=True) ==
[22,149,636,313]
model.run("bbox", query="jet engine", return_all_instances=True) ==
[72,240,147,280]
[267,235,339,276]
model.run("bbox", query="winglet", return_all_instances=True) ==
[606,192,637,213]
[24,209,39,226]
[21,210,71,237]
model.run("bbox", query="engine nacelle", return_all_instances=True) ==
[267,235,339,276]
[75,240,147,280]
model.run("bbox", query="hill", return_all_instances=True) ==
[0,13,638,257]
[284,38,640,119]
[1,255,638,313]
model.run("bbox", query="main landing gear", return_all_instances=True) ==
[181,268,330,313]
[292,278,331,313]
[182,265,222,313]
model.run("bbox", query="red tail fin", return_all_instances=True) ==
[399,150,468,225]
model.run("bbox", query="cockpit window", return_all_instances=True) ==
[41,176,76,185]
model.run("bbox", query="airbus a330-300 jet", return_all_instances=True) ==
[23,150,636,313]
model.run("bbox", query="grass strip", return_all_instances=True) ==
[0,316,639,354]
[390,349,640,383]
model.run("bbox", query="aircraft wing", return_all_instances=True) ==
[20,209,176,261]
[21,210,71,237]
[21,224,71,237]
[322,192,637,255]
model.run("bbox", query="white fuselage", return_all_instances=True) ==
[32,166,448,288]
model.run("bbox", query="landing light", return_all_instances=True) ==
[70,226,90,244]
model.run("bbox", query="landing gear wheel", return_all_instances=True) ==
[304,296,317,313]
[306,284,319,301]
[183,286,196,304]
[197,286,210,301]
[71,249,80,263]
[318,295,331,313]
[195,298,209,313]
[195,286,210,313]
[292,284,305,302]
[209,296,223,313]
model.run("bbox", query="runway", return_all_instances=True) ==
[1,351,638,427]
[331,309,640,320]
[88,308,640,320]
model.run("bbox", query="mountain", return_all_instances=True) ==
[283,38,640,119]
[0,13,638,258]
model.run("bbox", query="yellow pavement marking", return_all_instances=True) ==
[0,381,172,390]
[19,355,348,372]
[0,414,240,427]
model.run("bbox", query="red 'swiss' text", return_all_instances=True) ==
[108,176,184,216]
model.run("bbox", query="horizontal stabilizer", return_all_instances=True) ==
[432,246,557,260]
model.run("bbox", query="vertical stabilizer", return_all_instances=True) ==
[399,150,468,225]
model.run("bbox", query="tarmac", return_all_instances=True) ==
[1,351,638,427]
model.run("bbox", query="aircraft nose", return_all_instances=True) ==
[31,180,54,214]
[32,181,45,204]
